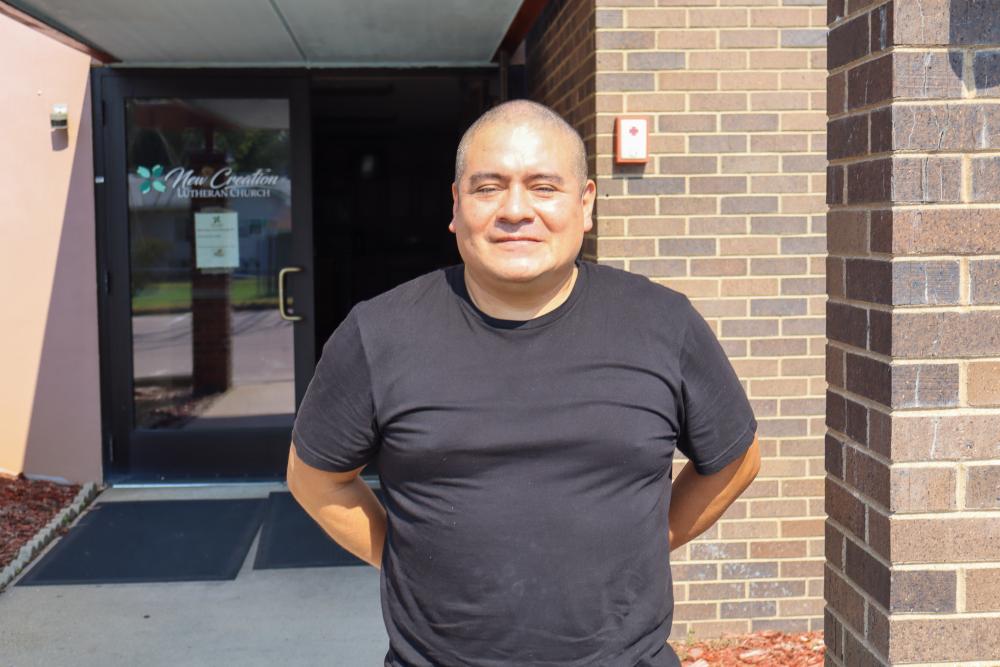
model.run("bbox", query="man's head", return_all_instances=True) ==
[449,100,596,291]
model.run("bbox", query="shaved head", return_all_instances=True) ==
[454,99,589,192]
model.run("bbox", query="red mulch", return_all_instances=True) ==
[669,630,825,666]
[0,473,81,571]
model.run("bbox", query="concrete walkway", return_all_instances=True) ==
[0,483,389,667]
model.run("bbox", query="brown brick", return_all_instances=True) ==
[751,50,808,70]
[892,261,960,305]
[659,196,717,216]
[627,218,685,236]
[720,601,776,618]
[750,540,808,558]
[598,197,656,216]
[625,8,685,28]
[826,477,865,540]
[719,29,778,49]
[894,51,964,99]
[967,361,1000,408]
[888,616,1000,664]
[595,72,655,92]
[672,563,719,582]
[827,13,869,70]
[721,196,778,214]
[751,134,809,153]
[974,50,1000,95]
[751,175,809,193]
[965,568,1000,612]
[844,538,889,606]
[751,257,809,275]
[869,1,893,53]
[721,113,779,132]
[845,258,891,303]
[690,176,746,195]
[890,413,1000,462]
[629,259,686,277]
[626,93,685,112]
[660,155,717,175]
[722,155,780,174]
[966,464,1000,509]
[827,72,846,115]
[658,114,717,133]
[720,278,779,297]
[825,563,865,635]
[689,8,747,27]
[719,237,776,255]
[626,177,685,195]
[879,208,1000,255]
[847,53,893,109]
[826,209,867,255]
[893,310,1000,358]
[658,238,716,256]
[891,465,957,512]
[751,7,812,27]
[750,91,810,111]
[892,103,1000,152]
[595,9,623,28]
[827,114,867,160]
[691,258,747,277]
[689,217,746,235]
[595,30,655,50]
[596,238,655,258]
[690,135,747,153]
[719,72,779,91]
[892,157,963,204]
[972,156,1000,202]
[891,569,956,613]
[688,582,746,600]
[891,516,1000,563]
[687,50,745,69]
[688,92,747,111]
[672,602,717,621]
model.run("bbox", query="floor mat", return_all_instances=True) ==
[253,490,385,569]
[16,498,266,585]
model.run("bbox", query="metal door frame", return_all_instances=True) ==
[92,68,315,483]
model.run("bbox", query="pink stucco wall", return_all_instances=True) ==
[0,13,102,484]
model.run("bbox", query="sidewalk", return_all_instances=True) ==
[0,483,389,667]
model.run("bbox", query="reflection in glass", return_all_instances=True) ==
[127,98,294,430]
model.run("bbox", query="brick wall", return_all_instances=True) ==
[825,0,1000,664]
[527,0,831,642]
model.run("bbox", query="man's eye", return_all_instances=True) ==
[535,185,556,193]
[477,186,500,193]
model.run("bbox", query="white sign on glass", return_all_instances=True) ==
[194,211,240,270]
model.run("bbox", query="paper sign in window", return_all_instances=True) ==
[194,211,240,269]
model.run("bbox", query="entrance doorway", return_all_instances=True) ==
[308,71,496,348]
[96,69,498,483]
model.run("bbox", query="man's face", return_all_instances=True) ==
[449,121,596,287]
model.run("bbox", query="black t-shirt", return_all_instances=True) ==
[291,258,757,667]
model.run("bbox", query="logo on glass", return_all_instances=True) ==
[137,165,166,194]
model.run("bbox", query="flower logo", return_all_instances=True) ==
[137,165,166,194]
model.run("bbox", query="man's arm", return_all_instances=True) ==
[668,432,761,552]
[286,443,387,569]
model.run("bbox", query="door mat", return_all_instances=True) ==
[253,490,385,569]
[16,499,266,585]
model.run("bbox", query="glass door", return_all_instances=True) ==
[97,72,314,481]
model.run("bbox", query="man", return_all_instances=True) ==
[287,99,760,667]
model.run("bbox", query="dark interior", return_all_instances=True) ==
[310,72,499,350]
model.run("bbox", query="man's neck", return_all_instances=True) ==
[463,263,578,321]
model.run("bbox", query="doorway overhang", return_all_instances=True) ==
[3,0,546,67]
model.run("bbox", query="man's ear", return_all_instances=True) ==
[449,182,459,234]
[581,179,596,233]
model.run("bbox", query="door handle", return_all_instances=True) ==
[278,266,303,322]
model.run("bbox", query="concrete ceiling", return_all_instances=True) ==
[9,0,524,66]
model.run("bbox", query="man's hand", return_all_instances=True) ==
[668,433,761,552]
[286,443,387,569]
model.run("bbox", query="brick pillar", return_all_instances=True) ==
[825,1,1000,664]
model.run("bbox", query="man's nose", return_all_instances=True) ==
[497,183,533,224]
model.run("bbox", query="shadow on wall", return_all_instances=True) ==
[951,0,1000,79]
[20,80,102,484]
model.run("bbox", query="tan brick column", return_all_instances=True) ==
[825,0,1000,664]
[589,0,830,641]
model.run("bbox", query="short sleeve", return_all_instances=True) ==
[675,297,757,476]
[291,305,380,472]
